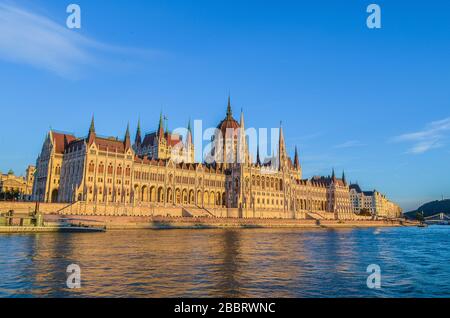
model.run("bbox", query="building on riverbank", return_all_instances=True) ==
[0,166,35,201]
[30,98,395,220]
[349,184,402,218]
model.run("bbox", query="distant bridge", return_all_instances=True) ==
[424,213,450,225]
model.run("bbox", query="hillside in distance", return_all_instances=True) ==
[404,199,450,219]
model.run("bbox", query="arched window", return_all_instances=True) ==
[107,164,113,175]
[88,161,95,173]
[98,162,104,174]
[116,165,122,175]
[125,166,131,177]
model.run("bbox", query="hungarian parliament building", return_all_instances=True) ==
[31,98,402,220]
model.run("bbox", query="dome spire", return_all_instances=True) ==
[226,94,232,118]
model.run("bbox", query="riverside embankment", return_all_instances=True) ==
[44,214,416,230]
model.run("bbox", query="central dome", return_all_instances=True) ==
[216,97,240,137]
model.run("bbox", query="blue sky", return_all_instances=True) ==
[0,0,449,211]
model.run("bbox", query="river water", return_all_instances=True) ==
[0,226,449,298]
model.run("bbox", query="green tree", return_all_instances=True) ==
[415,211,425,222]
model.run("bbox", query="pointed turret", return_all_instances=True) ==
[184,119,193,163]
[332,168,336,181]
[124,123,131,150]
[186,119,192,145]
[238,109,247,164]
[342,171,346,185]
[48,129,54,145]
[294,146,300,170]
[278,122,287,170]
[158,112,164,140]
[87,115,96,145]
[135,119,142,148]
[226,94,232,119]
[256,144,261,166]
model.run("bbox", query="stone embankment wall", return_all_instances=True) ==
[43,214,409,229]
[0,201,374,222]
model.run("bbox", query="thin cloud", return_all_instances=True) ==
[288,132,325,143]
[333,140,365,149]
[0,3,158,78]
[392,117,450,154]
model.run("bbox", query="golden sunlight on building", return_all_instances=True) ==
[30,98,401,220]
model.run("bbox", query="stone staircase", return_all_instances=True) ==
[182,207,215,218]
[305,210,325,220]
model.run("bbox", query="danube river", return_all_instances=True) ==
[0,226,449,297]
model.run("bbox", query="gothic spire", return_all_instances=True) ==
[294,146,300,170]
[332,168,336,181]
[89,115,95,133]
[342,170,346,185]
[256,144,261,166]
[124,122,131,150]
[135,118,142,147]
[186,119,192,145]
[187,118,192,133]
[158,111,164,140]
[87,115,96,145]
[238,108,247,164]
[278,122,287,170]
[226,94,232,119]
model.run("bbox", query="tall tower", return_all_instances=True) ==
[214,95,240,168]
[294,146,300,170]
[88,115,96,145]
[185,119,195,163]
[134,119,142,152]
[293,146,302,178]
[256,144,261,166]
[124,123,131,151]
[158,112,164,140]
[278,122,288,171]
[238,109,249,165]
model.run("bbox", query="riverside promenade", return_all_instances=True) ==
[0,201,416,231]
[44,214,416,230]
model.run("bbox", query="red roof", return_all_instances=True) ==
[94,136,125,153]
[52,132,76,154]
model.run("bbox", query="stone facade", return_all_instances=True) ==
[30,99,398,220]
[349,184,402,218]
[0,166,35,200]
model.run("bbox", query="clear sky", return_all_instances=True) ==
[1,0,449,211]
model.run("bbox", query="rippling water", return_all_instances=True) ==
[0,226,449,298]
